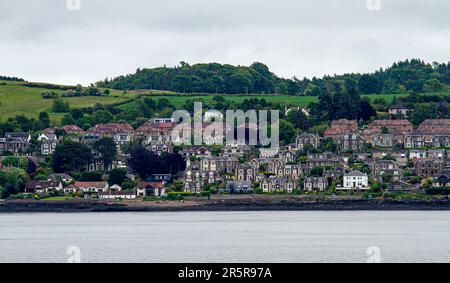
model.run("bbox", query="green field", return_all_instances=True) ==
[1,80,449,125]
[0,81,136,123]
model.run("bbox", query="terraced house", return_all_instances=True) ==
[324,119,358,140]
[336,133,365,152]
[364,119,414,146]
[415,158,446,178]
[405,119,450,148]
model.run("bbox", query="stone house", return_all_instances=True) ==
[364,120,413,146]
[373,160,402,182]
[304,177,329,192]
[260,176,298,193]
[307,152,341,169]
[201,157,239,174]
[0,132,32,154]
[415,158,446,178]
[236,164,256,182]
[405,119,450,148]
[295,134,320,150]
[324,119,358,140]
[337,133,365,152]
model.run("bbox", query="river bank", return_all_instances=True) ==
[1,196,450,213]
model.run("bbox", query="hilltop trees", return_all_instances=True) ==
[309,79,376,123]
[97,59,450,96]
[97,62,282,94]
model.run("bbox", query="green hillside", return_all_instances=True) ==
[1,79,449,125]
[0,80,136,123]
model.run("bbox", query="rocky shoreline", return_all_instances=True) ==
[2,198,450,213]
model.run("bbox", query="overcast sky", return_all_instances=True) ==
[0,0,449,85]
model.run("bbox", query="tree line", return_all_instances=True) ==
[0,76,25,82]
[97,59,450,95]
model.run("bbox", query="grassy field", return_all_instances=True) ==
[1,80,449,125]
[0,81,136,123]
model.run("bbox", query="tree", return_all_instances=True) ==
[129,145,186,179]
[359,99,377,121]
[80,172,103,181]
[412,103,438,125]
[39,112,51,128]
[61,114,76,126]
[423,78,443,92]
[279,120,297,145]
[287,110,310,131]
[93,137,117,171]
[70,109,84,120]
[109,168,127,186]
[320,138,338,153]
[93,110,114,124]
[358,74,381,94]
[0,168,29,198]
[52,99,70,113]
[51,141,93,173]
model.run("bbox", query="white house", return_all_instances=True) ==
[338,170,370,192]
[409,150,427,160]
[37,133,58,155]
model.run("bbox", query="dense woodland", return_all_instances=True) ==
[97,59,450,95]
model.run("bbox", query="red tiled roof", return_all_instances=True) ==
[26,180,61,190]
[369,120,412,127]
[63,125,84,132]
[86,124,134,135]
[413,119,450,135]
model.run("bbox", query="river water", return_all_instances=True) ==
[1,211,449,263]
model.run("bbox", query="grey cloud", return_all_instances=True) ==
[0,0,449,85]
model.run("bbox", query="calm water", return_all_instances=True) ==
[1,211,450,263]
